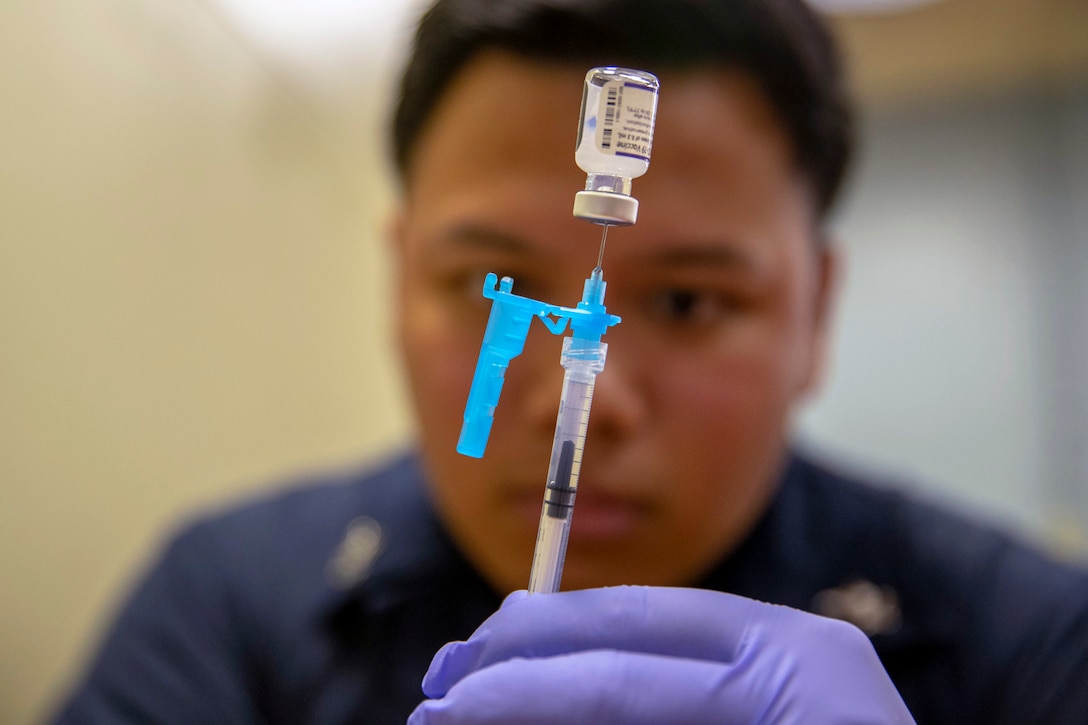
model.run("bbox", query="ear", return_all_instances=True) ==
[386,205,408,262]
[385,205,414,311]
[796,240,841,400]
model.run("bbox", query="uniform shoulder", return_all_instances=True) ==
[159,452,430,604]
[792,451,1087,600]
[49,452,433,723]
[182,451,424,539]
[791,451,1088,721]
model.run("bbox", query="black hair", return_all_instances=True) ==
[392,0,855,219]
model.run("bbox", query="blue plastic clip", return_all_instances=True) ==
[456,271,620,458]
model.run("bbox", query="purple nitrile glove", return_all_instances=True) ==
[409,586,914,725]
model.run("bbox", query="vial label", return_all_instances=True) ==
[595,80,656,161]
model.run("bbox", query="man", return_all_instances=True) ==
[53,0,1088,723]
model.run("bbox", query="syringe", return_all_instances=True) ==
[456,65,658,594]
[528,266,609,593]
[453,261,618,591]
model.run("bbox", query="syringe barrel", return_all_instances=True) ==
[547,337,607,497]
[528,337,607,593]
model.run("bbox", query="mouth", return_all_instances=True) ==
[504,484,654,542]
[569,491,655,540]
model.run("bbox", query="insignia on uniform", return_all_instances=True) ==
[326,516,383,589]
[812,579,902,636]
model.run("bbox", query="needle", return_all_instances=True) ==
[595,224,610,270]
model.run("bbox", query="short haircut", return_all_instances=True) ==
[392,0,855,220]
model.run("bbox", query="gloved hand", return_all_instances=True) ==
[409,586,914,724]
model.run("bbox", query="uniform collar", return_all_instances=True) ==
[320,449,957,651]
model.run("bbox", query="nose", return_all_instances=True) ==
[582,343,648,445]
[507,283,649,448]
[514,329,647,443]
[514,328,567,437]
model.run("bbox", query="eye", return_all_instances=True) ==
[461,269,493,299]
[657,289,702,318]
[436,268,489,301]
[438,267,545,308]
[644,287,739,330]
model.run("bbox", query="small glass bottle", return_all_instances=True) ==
[573,67,660,226]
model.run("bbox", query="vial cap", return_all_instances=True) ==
[573,190,638,226]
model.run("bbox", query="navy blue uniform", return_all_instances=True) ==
[52,452,1088,723]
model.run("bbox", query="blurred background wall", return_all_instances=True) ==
[1,0,1085,721]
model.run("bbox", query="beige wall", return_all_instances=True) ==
[1,2,411,720]
[2,0,1086,722]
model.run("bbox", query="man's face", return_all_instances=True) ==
[392,52,834,594]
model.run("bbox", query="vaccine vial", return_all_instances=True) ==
[573,67,659,226]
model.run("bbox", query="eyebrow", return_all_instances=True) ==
[433,224,534,255]
[637,244,761,272]
[435,224,762,274]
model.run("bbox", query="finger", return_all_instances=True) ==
[411,649,762,725]
[423,586,790,697]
